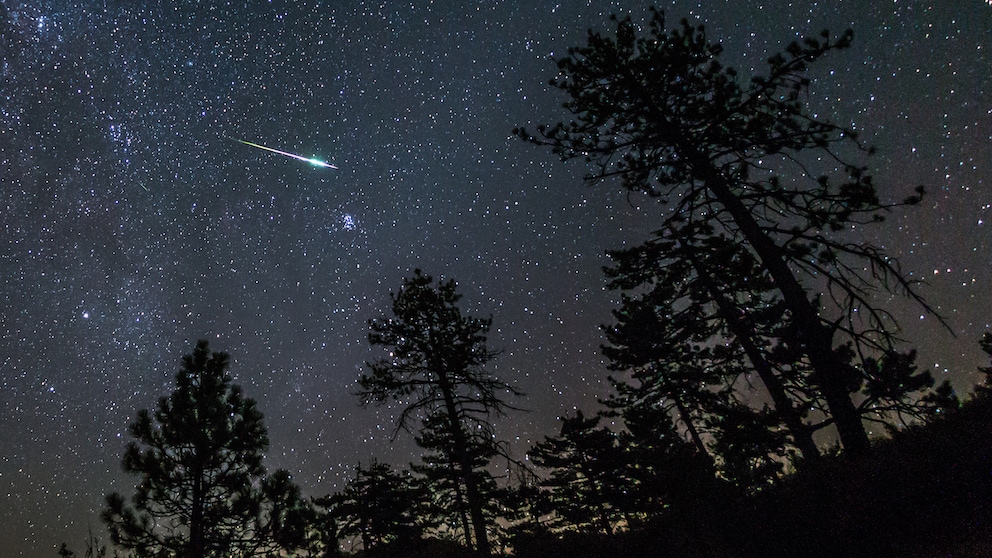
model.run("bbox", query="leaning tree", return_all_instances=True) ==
[517,9,950,454]
[601,227,823,464]
[357,269,522,556]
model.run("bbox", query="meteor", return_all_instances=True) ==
[227,137,337,169]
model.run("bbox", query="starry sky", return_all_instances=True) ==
[1,1,990,555]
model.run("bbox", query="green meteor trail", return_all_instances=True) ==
[227,137,337,169]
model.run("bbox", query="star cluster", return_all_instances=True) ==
[1,1,990,555]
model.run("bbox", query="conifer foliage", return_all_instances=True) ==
[528,411,626,534]
[358,269,522,556]
[102,340,315,558]
[320,460,424,552]
[517,8,949,456]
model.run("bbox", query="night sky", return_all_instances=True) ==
[2,1,990,555]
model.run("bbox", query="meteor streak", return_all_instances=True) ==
[227,137,337,169]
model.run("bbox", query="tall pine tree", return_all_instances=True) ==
[411,411,500,548]
[102,340,312,558]
[518,9,947,454]
[358,270,522,556]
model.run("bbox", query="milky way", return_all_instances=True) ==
[2,2,990,555]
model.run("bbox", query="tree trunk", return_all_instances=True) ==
[190,469,205,558]
[699,165,870,454]
[438,373,491,556]
[360,517,372,553]
[447,455,475,549]
[580,461,613,535]
[672,224,820,461]
[672,395,715,466]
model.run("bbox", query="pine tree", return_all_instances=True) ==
[601,226,831,483]
[358,269,522,556]
[601,257,732,463]
[518,9,946,454]
[528,411,628,534]
[495,470,553,546]
[320,460,424,552]
[411,411,499,548]
[708,403,790,491]
[858,348,956,427]
[615,399,719,514]
[102,340,311,558]
[604,225,823,463]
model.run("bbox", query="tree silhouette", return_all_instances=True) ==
[601,276,724,461]
[857,348,957,427]
[708,402,790,491]
[615,398,720,513]
[320,460,424,552]
[517,9,946,454]
[495,471,554,547]
[411,411,500,547]
[58,529,118,558]
[528,411,628,534]
[978,331,992,381]
[603,226,824,464]
[102,340,312,558]
[357,269,522,556]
